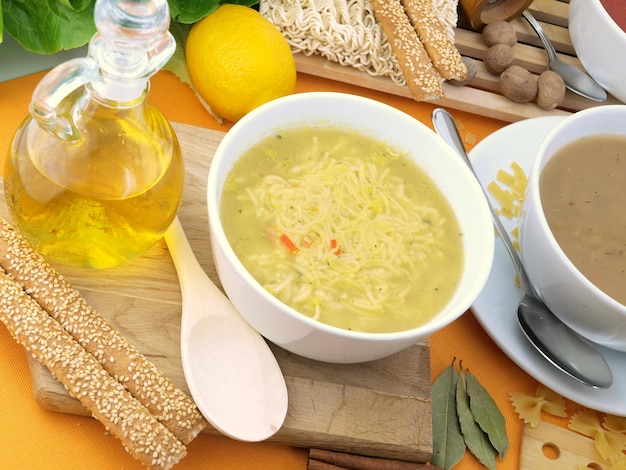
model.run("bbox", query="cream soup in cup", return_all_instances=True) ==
[519,105,626,351]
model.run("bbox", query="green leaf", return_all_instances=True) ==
[456,370,497,470]
[3,0,96,53]
[1,1,4,45]
[62,0,91,11]
[431,361,466,470]
[223,0,261,6]
[168,0,220,24]
[168,0,259,24]
[465,370,509,459]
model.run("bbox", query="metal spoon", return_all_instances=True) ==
[431,108,613,389]
[164,217,288,441]
[522,10,607,102]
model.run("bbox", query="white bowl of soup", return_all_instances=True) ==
[569,0,626,103]
[519,105,626,351]
[207,92,494,363]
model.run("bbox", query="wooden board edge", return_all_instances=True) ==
[294,53,573,123]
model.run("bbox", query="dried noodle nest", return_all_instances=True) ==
[260,0,459,86]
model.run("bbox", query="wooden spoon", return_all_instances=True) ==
[164,217,288,441]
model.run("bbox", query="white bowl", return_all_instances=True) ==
[569,0,626,103]
[519,105,626,351]
[207,92,494,363]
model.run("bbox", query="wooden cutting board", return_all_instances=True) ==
[520,421,607,468]
[293,0,622,123]
[16,122,433,463]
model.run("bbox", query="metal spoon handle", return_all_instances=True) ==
[431,108,532,294]
[522,10,558,63]
[522,10,607,102]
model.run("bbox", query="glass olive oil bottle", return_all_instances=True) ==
[5,0,184,269]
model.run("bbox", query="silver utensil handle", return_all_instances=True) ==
[522,10,558,63]
[431,108,533,294]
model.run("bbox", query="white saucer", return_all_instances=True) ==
[470,116,626,416]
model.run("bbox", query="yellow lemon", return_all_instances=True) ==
[185,4,296,122]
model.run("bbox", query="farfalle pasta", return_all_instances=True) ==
[509,384,566,427]
[511,385,626,464]
[609,457,626,470]
[569,410,626,460]
[605,415,626,433]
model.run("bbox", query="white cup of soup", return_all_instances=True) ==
[519,105,626,351]
[207,92,494,363]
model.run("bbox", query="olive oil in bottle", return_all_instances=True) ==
[5,0,184,269]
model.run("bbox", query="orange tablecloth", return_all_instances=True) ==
[0,69,589,469]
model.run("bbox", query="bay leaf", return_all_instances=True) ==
[431,361,466,470]
[466,370,509,459]
[456,370,497,470]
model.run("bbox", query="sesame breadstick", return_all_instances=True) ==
[370,0,443,101]
[401,0,467,81]
[0,270,186,469]
[0,217,207,444]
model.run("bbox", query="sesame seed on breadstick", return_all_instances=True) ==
[0,270,186,470]
[370,0,443,101]
[0,216,207,444]
[400,0,467,81]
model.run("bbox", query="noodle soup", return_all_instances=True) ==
[220,126,463,333]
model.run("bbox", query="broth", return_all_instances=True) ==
[220,126,464,333]
[540,134,626,304]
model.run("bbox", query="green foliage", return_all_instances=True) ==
[168,0,258,23]
[1,0,259,53]
[432,359,509,470]
[2,0,96,53]
[168,0,220,24]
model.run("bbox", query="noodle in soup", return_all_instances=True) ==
[220,126,464,333]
